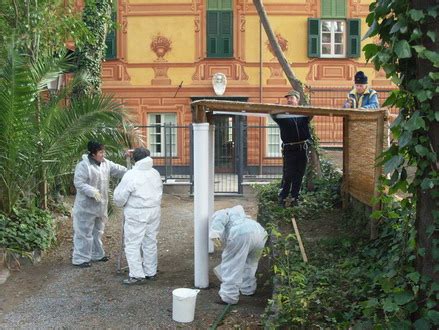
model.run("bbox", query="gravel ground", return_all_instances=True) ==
[0,194,270,329]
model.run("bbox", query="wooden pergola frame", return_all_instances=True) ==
[190,99,388,287]
[192,99,389,208]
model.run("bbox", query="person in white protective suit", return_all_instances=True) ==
[113,148,163,285]
[210,205,267,305]
[72,141,127,268]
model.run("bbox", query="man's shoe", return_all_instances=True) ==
[123,277,146,285]
[144,275,157,281]
[95,256,110,262]
[278,198,286,208]
[73,262,91,268]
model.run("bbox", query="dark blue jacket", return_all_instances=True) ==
[271,114,311,143]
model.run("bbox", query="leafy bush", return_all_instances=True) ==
[258,161,438,328]
[0,207,56,253]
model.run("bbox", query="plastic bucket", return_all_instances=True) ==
[172,288,200,323]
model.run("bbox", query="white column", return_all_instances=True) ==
[193,123,210,288]
[208,124,215,253]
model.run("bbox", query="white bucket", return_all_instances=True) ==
[172,288,200,323]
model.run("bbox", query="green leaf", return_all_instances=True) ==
[415,145,430,157]
[383,298,399,312]
[406,112,426,130]
[427,31,436,42]
[430,72,439,80]
[407,271,421,284]
[389,22,402,34]
[421,178,435,190]
[363,44,380,59]
[384,155,404,174]
[394,291,414,305]
[427,310,439,325]
[363,20,378,40]
[409,9,425,21]
[414,318,431,330]
[398,131,412,148]
[435,112,439,122]
[413,45,426,53]
[394,40,412,59]
[424,50,439,66]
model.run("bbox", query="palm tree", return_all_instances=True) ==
[0,45,140,215]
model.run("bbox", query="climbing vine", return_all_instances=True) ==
[363,0,438,325]
[73,0,113,98]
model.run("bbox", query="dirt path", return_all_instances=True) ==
[0,194,270,329]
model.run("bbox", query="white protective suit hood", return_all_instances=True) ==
[210,205,247,242]
[113,156,163,209]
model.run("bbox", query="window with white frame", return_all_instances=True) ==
[148,113,177,157]
[320,20,345,58]
[266,117,282,157]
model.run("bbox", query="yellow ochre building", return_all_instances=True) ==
[95,0,392,186]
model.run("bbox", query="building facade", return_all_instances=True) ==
[95,0,392,181]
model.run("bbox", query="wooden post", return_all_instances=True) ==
[371,113,385,239]
[342,116,350,209]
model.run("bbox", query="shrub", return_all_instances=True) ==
[0,207,56,253]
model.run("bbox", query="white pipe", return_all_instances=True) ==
[208,124,215,254]
[193,123,210,288]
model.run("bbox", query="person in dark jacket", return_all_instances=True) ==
[343,71,379,109]
[271,90,311,208]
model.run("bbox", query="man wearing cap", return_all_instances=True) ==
[343,71,379,109]
[271,90,311,208]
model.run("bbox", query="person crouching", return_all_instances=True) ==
[114,148,163,285]
[210,205,267,304]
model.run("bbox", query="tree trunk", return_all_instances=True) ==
[412,0,439,284]
[252,0,307,105]
[252,0,322,179]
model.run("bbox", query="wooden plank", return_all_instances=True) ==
[342,116,349,209]
[292,217,308,263]
[191,99,387,119]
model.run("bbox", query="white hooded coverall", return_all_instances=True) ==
[114,156,163,278]
[72,155,127,265]
[210,205,267,304]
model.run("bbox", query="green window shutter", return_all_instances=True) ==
[208,0,231,10]
[321,0,332,17]
[220,11,232,57]
[207,11,219,57]
[308,18,320,58]
[321,0,346,18]
[105,12,117,59]
[208,0,219,10]
[347,19,361,58]
[334,0,346,18]
[207,10,233,58]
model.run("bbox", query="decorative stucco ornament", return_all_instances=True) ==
[212,73,227,96]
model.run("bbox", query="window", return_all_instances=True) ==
[105,2,117,60]
[308,18,360,58]
[148,113,177,157]
[266,117,282,157]
[321,20,345,58]
[207,0,233,58]
[308,0,360,58]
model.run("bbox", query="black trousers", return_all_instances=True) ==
[279,146,308,201]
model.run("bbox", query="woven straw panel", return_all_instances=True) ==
[348,118,378,206]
